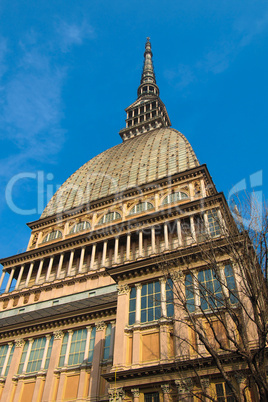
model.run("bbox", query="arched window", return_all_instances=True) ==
[162,191,188,205]
[42,230,62,243]
[98,211,121,225]
[69,221,90,234]
[129,202,154,215]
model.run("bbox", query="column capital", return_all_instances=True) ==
[131,388,140,397]
[53,330,64,340]
[235,373,247,384]
[200,378,210,389]
[14,338,25,348]
[170,270,184,282]
[67,330,73,335]
[159,277,167,285]
[135,283,142,290]
[117,284,130,295]
[109,387,125,401]
[175,378,193,394]
[8,341,13,347]
[161,384,170,394]
[28,338,34,344]
[96,321,106,331]
[45,334,51,340]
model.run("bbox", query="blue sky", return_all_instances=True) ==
[0,0,267,262]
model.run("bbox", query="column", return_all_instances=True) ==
[56,254,64,279]
[108,321,116,360]
[35,259,44,284]
[102,241,108,267]
[78,246,86,273]
[113,285,130,368]
[161,384,171,402]
[200,178,206,198]
[88,322,106,400]
[1,342,13,376]
[177,219,182,247]
[22,338,34,373]
[200,378,211,400]
[164,222,169,250]
[160,278,167,317]
[15,265,25,290]
[1,339,25,402]
[217,209,226,232]
[5,267,15,293]
[46,256,54,281]
[25,262,34,287]
[42,330,64,402]
[64,330,73,366]
[40,335,51,370]
[190,216,196,242]
[0,271,6,293]
[114,237,119,264]
[67,251,74,276]
[126,233,131,260]
[83,326,92,362]
[151,226,156,254]
[131,388,140,402]
[203,211,209,235]
[135,284,142,324]
[90,244,96,269]
[138,230,143,257]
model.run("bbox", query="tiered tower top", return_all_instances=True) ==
[119,38,171,141]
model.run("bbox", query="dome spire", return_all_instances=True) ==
[119,38,171,142]
[137,38,159,98]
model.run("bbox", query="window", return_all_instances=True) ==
[59,328,96,367]
[0,344,14,376]
[141,282,161,323]
[129,202,153,215]
[207,209,221,238]
[185,274,195,313]
[144,392,159,402]
[215,382,235,402]
[198,269,223,310]
[103,324,112,360]
[129,280,174,325]
[98,211,121,225]
[42,230,62,243]
[69,221,90,234]
[162,191,188,205]
[185,265,236,312]
[18,337,53,374]
[129,287,136,326]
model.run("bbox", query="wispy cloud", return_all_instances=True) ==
[165,11,268,88]
[56,20,95,52]
[0,19,95,180]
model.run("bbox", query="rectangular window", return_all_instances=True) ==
[198,269,223,310]
[185,273,195,312]
[129,287,136,325]
[144,392,159,402]
[224,265,237,304]
[166,278,174,317]
[103,324,112,360]
[0,344,14,376]
[208,209,221,238]
[215,382,235,402]
[18,337,53,374]
[68,329,87,366]
[141,282,161,323]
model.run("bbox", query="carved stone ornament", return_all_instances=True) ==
[175,378,193,394]
[170,271,184,282]
[161,384,170,394]
[53,330,64,340]
[96,321,106,331]
[108,387,125,402]
[131,388,140,398]
[117,284,130,295]
[235,373,247,384]
[200,378,210,389]
[14,338,25,348]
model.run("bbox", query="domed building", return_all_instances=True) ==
[0,40,258,402]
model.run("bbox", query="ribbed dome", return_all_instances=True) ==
[41,128,199,218]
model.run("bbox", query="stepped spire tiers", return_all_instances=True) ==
[119,38,171,141]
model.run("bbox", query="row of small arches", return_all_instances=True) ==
[42,191,188,244]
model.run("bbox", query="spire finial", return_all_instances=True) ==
[140,37,156,87]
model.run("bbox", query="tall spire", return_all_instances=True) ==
[119,38,171,142]
[138,38,159,98]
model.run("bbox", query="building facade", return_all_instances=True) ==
[0,40,258,401]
